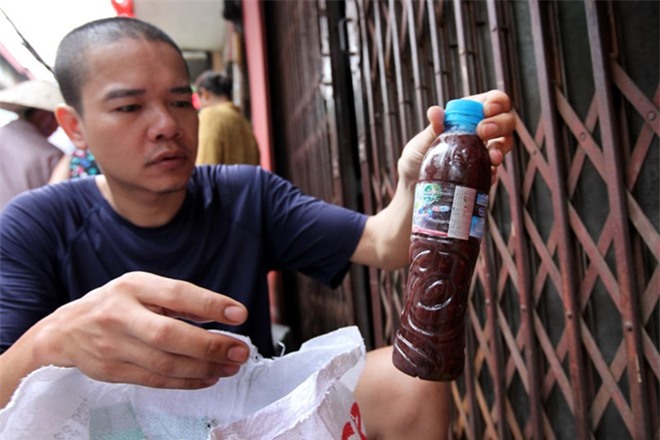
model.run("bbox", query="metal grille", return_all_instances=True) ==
[264,0,362,342]
[264,0,658,438]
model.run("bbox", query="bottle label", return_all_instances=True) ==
[412,182,488,240]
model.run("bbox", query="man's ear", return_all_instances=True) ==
[55,104,87,150]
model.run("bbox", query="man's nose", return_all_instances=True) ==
[148,106,182,141]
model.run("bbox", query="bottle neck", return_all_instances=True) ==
[443,99,484,134]
[444,120,479,134]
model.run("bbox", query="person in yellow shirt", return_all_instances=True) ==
[194,71,260,166]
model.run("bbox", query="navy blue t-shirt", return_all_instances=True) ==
[0,165,367,356]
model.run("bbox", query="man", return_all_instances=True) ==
[0,79,64,211]
[0,17,514,439]
[195,70,261,166]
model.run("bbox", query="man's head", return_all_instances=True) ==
[53,17,199,214]
[55,17,188,115]
[194,71,232,108]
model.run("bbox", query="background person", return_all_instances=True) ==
[0,17,514,440]
[194,70,261,166]
[49,147,101,183]
[0,79,63,211]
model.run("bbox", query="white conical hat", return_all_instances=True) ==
[0,79,63,113]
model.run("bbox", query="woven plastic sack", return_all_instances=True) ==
[0,326,367,439]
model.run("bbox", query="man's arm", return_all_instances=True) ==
[0,272,251,408]
[351,90,515,270]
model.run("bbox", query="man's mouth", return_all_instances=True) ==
[147,148,189,167]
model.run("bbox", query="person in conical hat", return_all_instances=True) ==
[0,79,64,211]
[0,79,63,114]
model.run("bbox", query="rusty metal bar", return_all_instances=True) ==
[357,0,382,204]
[452,0,470,96]
[379,0,400,344]
[464,1,485,92]
[463,320,481,438]
[374,1,397,177]
[357,0,386,348]
[484,2,537,439]
[404,0,425,133]
[584,1,652,438]
[426,0,446,105]
[349,0,380,348]
[485,0,506,92]
[452,2,482,436]
[387,0,409,148]
[481,235,508,439]
[528,1,590,439]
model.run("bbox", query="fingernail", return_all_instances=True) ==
[221,364,241,376]
[228,345,249,362]
[224,305,247,323]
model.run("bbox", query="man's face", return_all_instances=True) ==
[74,38,198,198]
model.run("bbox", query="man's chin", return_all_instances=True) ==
[148,166,194,190]
[153,181,189,195]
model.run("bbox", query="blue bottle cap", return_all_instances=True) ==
[444,99,484,128]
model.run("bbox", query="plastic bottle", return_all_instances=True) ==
[392,99,491,381]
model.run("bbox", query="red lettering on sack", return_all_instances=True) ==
[341,402,367,440]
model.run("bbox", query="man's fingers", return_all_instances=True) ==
[69,324,247,388]
[87,359,228,390]
[110,272,248,327]
[161,304,246,325]
[468,89,512,115]
[89,272,252,371]
[121,334,245,378]
[426,105,445,136]
[477,112,516,142]
[487,142,506,168]
[127,310,251,364]
[407,105,444,155]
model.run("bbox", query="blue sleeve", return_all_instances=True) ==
[0,190,67,352]
[261,170,367,287]
[216,166,368,288]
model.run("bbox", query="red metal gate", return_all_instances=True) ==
[262,1,658,438]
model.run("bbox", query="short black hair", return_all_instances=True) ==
[194,70,232,99]
[54,17,188,114]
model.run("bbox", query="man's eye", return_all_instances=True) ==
[172,100,193,108]
[115,104,140,112]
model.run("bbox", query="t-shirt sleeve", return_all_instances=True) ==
[216,167,367,288]
[0,191,66,352]
[259,170,367,287]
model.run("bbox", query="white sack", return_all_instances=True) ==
[0,326,367,439]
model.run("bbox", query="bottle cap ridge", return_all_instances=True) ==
[444,99,484,128]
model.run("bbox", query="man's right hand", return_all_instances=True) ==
[1,271,250,407]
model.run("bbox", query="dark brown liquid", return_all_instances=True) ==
[392,132,491,381]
